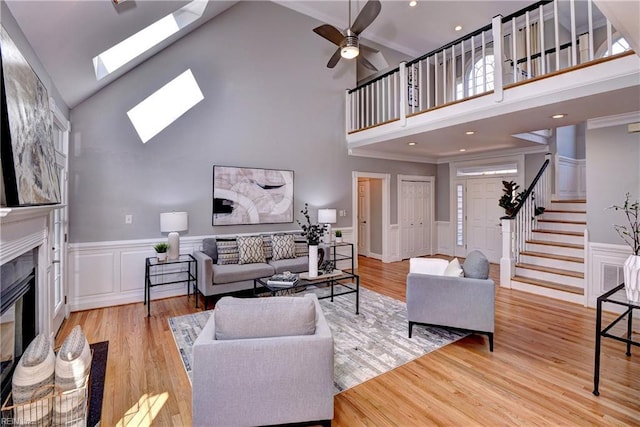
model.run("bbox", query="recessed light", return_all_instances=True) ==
[454,25,463,31]
[408,142,416,146]
[409,0,417,7]
[552,114,566,119]
[459,148,467,152]
[465,131,475,135]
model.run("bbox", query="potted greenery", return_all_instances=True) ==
[608,192,640,302]
[297,203,327,278]
[498,180,524,217]
[335,229,343,243]
[154,242,169,262]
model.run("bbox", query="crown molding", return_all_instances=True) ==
[587,111,640,129]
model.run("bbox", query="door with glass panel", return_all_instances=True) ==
[49,109,69,335]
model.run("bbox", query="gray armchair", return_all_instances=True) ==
[406,251,495,351]
[192,293,334,426]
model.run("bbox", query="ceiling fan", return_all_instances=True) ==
[312,0,382,71]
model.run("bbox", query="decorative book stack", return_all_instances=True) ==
[267,272,299,288]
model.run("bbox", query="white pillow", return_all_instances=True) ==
[409,258,448,275]
[444,258,464,277]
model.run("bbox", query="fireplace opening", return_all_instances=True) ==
[0,249,37,406]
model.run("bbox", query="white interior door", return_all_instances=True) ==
[358,180,370,256]
[400,179,432,259]
[465,178,503,263]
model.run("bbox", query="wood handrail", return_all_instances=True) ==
[503,158,549,220]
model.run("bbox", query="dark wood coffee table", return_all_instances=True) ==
[254,270,359,314]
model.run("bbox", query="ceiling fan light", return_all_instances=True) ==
[341,34,360,59]
[341,45,359,59]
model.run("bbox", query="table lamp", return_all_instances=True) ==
[318,208,337,243]
[160,212,188,260]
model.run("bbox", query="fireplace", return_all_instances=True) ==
[0,249,37,406]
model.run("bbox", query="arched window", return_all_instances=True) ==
[597,36,630,58]
[467,54,495,97]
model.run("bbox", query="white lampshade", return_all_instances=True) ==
[160,212,188,232]
[341,45,359,59]
[160,212,188,260]
[318,209,336,224]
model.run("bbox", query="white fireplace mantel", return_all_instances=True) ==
[1,204,63,337]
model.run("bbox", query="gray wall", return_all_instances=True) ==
[0,3,69,118]
[369,178,382,254]
[586,123,640,245]
[68,1,433,243]
[557,125,577,158]
[436,163,450,221]
[524,152,547,188]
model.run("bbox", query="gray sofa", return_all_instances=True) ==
[192,233,328,308]
[192,293,334,426]
[406,251,496,351]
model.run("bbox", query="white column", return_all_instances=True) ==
[500,218,515,288]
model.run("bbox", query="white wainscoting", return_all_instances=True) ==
[587,242,630,308]
[556,155,586,200]
[387,224,401,262]
[68,236,203,312]
[436,221,452,256]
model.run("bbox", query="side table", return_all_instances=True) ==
[145,254,197,316]
[593,283,639,395]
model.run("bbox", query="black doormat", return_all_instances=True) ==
[88,341,108,427]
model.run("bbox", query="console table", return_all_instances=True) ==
[145,254,197,316]
[593,283,639,396]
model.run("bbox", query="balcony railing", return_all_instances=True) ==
[346,0,631,134]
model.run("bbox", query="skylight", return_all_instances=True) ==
[127,69,204,143]
[93,0,207,80]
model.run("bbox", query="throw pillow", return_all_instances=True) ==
[262,235,273,259]
[216,238,239,265]
[237,236,266,264]
[294,236,309,257]
[202,238,218,262]
[214,294,317,340]
[54,326,92,426]
[462,250,490,279]
[272,234,296,260]
[443,258,464,277]
[12,333,55,425]
[409,257,449,275]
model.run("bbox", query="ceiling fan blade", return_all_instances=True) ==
[360,43,379,54]
[358,55,378,71]
[351,0,382,35]
[313,24,344,46]
[327,48,342,68]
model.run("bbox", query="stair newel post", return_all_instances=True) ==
[501,218,515,288]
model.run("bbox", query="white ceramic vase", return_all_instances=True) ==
[308,245,318,278]
[623,254,640,302]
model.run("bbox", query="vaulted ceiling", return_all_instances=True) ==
[5,0,533,109]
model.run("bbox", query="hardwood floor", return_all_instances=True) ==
[56,256,640,426]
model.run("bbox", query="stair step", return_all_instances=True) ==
[520,251,583,264]
[551,199,586,203]
[543,209,587,214]
[538,219,586,225]
[512,275,584,295]
[516,263,584,278]
[533,229,583,237]
[526,240,583,249]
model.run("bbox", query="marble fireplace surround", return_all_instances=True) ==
[1,205,58,337]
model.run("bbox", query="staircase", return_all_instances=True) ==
[510,199,586,305]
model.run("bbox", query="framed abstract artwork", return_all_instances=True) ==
[212,166,294,225]
[0,27,60,206]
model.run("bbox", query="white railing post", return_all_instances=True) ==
[345,89,351,134]
[492,15,504,102]
[501,218,515,288]
[399,61,407,127]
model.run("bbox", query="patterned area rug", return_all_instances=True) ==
[168,287,466,393]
